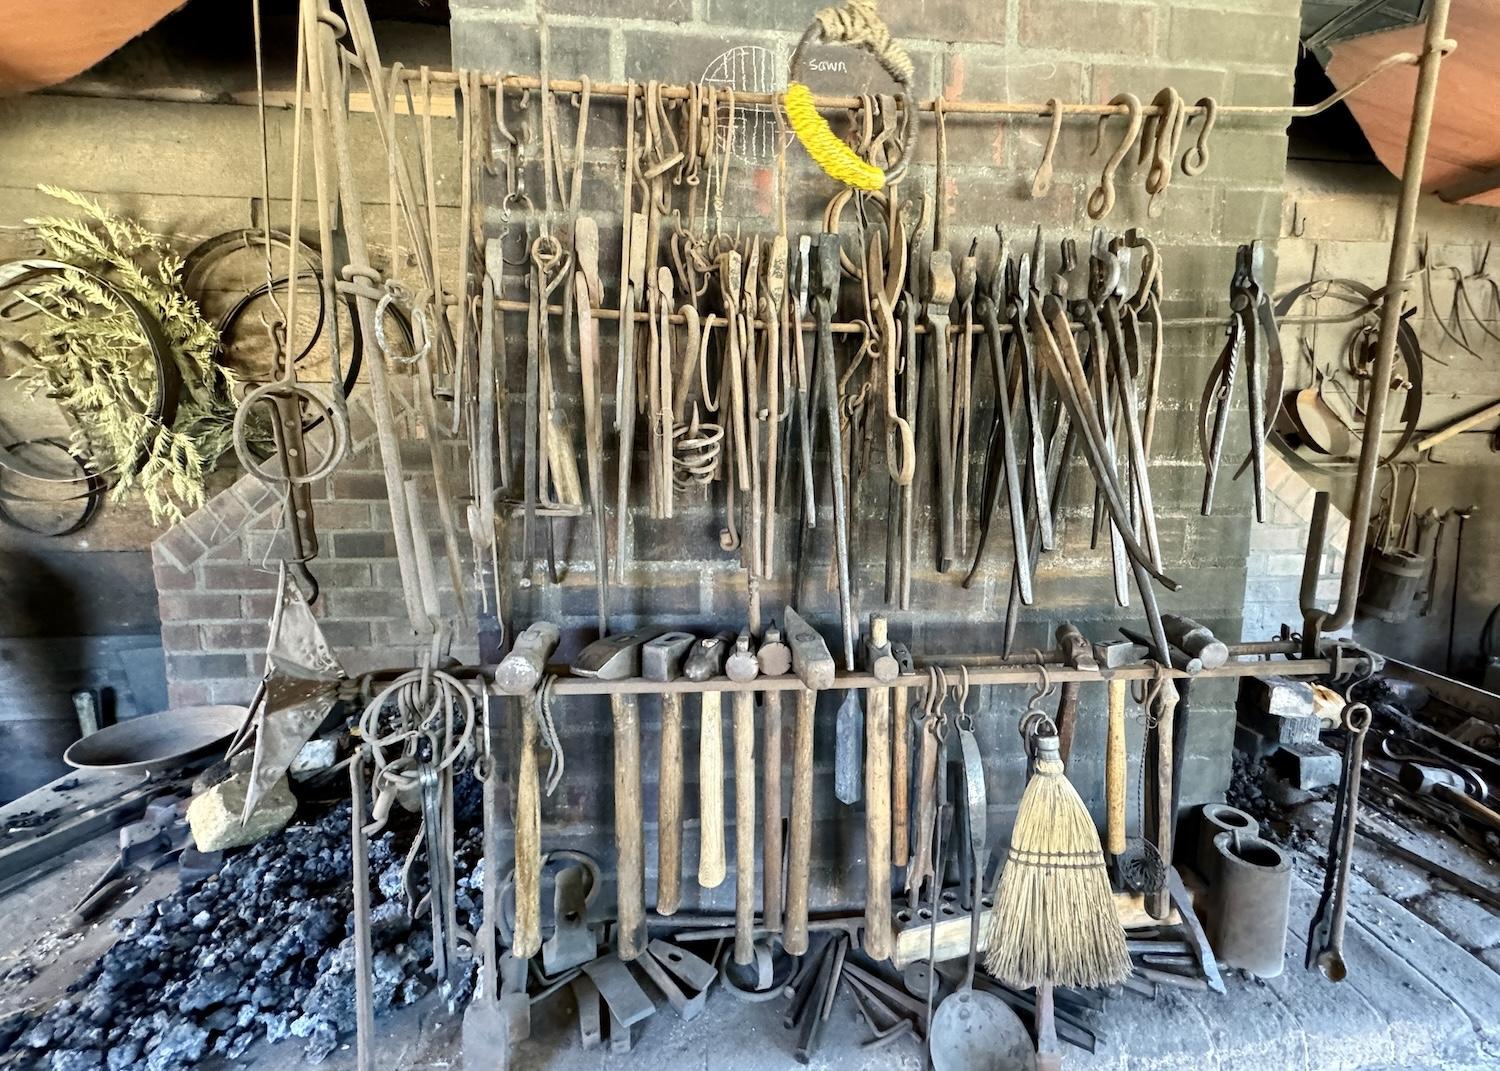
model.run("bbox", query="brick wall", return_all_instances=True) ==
[153,393,480,708]
[155,0,1305,909]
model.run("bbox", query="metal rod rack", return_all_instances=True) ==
[386,49,1435,124]
[544,653,1331,697]
[493,298,1365,336]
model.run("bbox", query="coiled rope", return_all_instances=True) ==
[786,0,915,191]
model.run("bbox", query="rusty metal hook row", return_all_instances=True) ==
[1086,93,1143,221]
[408,42,1436,122]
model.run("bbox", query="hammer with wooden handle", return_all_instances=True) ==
[573,627,660,960]
[495,622,561,959]
[863,614,894,960]
[759,623,793,934]
[725,629,761,965]
[782,607,835,956]
[685,633,733,890]
[643,632,698,916]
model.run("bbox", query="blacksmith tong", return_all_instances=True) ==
[1200,241,1283,521]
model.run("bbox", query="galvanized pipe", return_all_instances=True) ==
[1304,0,1455,641]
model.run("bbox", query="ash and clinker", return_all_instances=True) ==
[3,780,484,1071]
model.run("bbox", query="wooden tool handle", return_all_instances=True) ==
[1035,982,1062,1071]
[612,694,646,959]
[783,689,815,956]
[1417,396,1500,452]
[657,693,684,916]
[763,691,784,933]
[1106,678,1127,857]
[1440,785,1500,832]
[1056,681,1080,767]
[698,691,727,888]
[513,699,542,959]
[891,685,909,868]
[864,682,893,960]
[1150,686,1177,920]
[732,690,757,965]
[546,413,584,506]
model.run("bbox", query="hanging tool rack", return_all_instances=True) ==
[206,0,1465,1063]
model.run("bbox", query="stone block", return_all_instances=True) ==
[166,652,250,681]
[1240,674,1314,719]
[1165,6,1297,68]
[290,738,340,781]
[1268,740,1341,790]
[187,772,297,853]
[451,16,612,80]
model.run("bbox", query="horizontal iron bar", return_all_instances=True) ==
[543,654,1329,697]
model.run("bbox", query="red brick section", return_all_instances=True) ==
[152,395,479,708]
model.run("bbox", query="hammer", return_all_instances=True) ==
[644,632,697,916]
[759,624,793,934]
[863,614,895,960]
[574,627,661,959]
[726,629,761,964]
[1399,762,1500,833]
[782,607,835,956]
[495,622,561,959]
[685,633,733,890]
[1054,622,1098,766]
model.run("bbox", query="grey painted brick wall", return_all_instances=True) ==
[157,0,1302,910]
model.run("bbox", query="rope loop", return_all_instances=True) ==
[786,0,916,190]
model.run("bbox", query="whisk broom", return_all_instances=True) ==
[984,714,1129,989]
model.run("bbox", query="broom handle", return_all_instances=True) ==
[1035,983,1062,1071]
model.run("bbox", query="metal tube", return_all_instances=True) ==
[1306,0,1454,639]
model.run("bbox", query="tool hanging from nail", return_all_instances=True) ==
[984,670,1128,1064]
[1200,240,1284,522]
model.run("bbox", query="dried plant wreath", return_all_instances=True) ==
[14,186,243,524]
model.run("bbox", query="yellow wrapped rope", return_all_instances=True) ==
[786,0,915,191]
[784,83,886,193]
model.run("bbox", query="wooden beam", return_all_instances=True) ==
[891,894,1172,968]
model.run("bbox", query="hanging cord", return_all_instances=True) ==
[785,0,916,191]
[536,673,566,796]
[250,0,290,332]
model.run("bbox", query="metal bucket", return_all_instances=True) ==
[1357,547,1426,623]
[1209,831,1291,978]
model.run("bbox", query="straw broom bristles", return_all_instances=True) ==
[984,732,1129,989]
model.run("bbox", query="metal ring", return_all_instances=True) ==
[231,380,349,487]
[0,259,182,480]
[0,439,105,537]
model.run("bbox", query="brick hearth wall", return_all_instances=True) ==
[158,0,1303,911]
[153,395,480,707]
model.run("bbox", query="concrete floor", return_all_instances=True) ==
[3,777,1498,1071]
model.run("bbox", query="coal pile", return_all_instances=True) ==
[3,781,485,1071]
